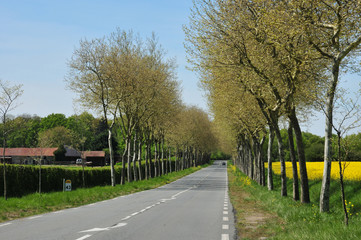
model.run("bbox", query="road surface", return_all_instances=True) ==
[0,160,235,240]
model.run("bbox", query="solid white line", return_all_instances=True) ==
[53,210,64,214]
[76,234,92,240]
[222,224,229,230]
[223,216,229,221]
[221,233,229,240]
[121,216,131,221]
[0,223,11,227]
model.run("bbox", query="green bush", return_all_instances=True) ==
[0,165,119,197]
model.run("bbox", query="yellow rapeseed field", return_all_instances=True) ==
[266,162,361,181]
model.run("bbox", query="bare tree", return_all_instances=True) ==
[0,79,23,200]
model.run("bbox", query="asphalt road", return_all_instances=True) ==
[0,160,235,240]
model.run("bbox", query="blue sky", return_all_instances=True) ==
[1,1,360,137]
[0,0,206,117]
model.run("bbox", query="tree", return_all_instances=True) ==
[66,36,119,186]
[0,79,23,200]
[38,126,76,148]
[296,0,361,212]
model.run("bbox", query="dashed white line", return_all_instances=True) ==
[222,224,229,230]
[28,216,42,220]
[224,207,228,210]
[121,216,131,221]
[221,233,229,240]
[0,223,11,227]
[223,216,229,221]
[80,227,109,233]
[223,211,228,215]
[76,234,92,240]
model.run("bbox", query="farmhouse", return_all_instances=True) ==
[0,148,58,164]
[0,147,106,166]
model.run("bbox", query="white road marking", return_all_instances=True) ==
[0,223,11,227]
[223,217,229,221]
[121,216,131,221]
[224,207,228,210]
[221,233,229,240]
[28,216,42,220]
[76,234,92,240]
[80,227,110,232]
[222,224,229,230]
[110,223,127,229]
[223,211,228,215]
[53,210,64,214]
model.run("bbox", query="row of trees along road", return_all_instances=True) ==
[185,0,361,213]
[66,29,217,187]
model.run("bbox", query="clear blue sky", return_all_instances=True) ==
[1,1,360,137]
[0,0,206,117]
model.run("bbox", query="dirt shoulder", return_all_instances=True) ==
[228,167,282,239]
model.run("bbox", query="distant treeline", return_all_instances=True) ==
[267,130,361,162]
[0,112,113,152]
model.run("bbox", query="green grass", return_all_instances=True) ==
[228,162,361,239]
[0,165,205,223]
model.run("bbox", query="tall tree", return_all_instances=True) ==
[296,0,361,212]
[66,36,119,186]
[0,79,23,200]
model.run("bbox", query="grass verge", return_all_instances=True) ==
[0,165,205,223]
[228,162,361,239]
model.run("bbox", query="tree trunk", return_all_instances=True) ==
[144,138,149,180]
[267,128,274,191]
[3,130,7,200]
[320,62,339,212]
[168,147,172,173]
[274,124,287,197]
[132,132,138,182]
[161,138,165,175]
[121,138,127,185]
[138,139,142,181]
[336,131,348,225]
[108,128,116,187]
[287,122,299,201]
[289,108,310,203]
[127,136,132,182]
[154,140,158,177]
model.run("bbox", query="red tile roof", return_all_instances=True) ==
[0,148,58,157]
[82,151,105,158]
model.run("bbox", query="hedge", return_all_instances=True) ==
[0,160,180,197]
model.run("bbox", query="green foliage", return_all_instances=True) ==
[0,164,115,197]
[53,145,66,161]
[263,131,325,162]
[230,163,361,239]
[40,113,67,131]
[0,112,110,151]
[0,161,192,198]
[210,150,231,160]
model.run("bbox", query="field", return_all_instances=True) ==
[229,161,361,239]
[267,161,361,181]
